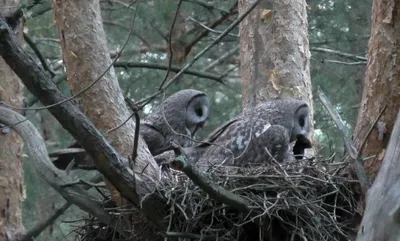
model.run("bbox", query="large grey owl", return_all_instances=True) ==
[180,99,312,169]
[140,89,211,156]
[51,89,211,170]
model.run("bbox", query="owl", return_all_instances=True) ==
[140,89,211,156]
[181,99,312,170]
[51,89,211,170]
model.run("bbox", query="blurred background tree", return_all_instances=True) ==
[4,0,370,240]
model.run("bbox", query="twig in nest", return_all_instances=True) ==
[165,231,215,240]
[169,142,251,213]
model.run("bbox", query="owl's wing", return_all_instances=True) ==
[195,117,240,148]
[195,117,257,167]
[139,123,169,156]
[196,120,291,168]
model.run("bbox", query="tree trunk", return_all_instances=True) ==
[239,0,312,108]
[0,1,25,240]
[356,110,400,241]
[238,0,314,151]
[51,0,160,237]
[352,0,400,182]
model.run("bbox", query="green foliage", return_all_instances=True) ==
[20,0,371,240]
[308,0,371,157]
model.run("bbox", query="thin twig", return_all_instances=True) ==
[161,0,260,93]
[310,47,367,61]
[159,0,183,90]
[19,202,72,241]
[114,62,226,84]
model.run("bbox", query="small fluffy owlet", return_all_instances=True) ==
[51,89,211,170]
[182,99,312,170]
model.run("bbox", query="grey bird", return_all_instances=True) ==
[51,89,211,170]
[140,89,211,156]
[177,99,312,170]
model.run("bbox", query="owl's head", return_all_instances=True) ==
[148,89,211,138]
[186,93,211,137]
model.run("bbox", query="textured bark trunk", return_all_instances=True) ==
[352,0,400,182]
[239,0,312,109]
[238,0,314,149]
[0,0,25,240]
[51,0,161,237]
[356,111,400,241]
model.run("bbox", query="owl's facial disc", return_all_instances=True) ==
[186,94,211,135]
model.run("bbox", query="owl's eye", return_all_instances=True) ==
[195,107,203,117]
[298,117,305,127]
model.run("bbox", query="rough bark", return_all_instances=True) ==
[238,0,314,151]
[239,0,312,108]
[352,0,400,182]
[51,0,159,203]
[356,110,400,241]
[51,0,165,237]
[0,1,25,240]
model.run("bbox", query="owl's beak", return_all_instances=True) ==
[191,121,207,137]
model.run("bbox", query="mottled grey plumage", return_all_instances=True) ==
[183,99,312,169]
[51,89,211,170]
[141,89,211,156]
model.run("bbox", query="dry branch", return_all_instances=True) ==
[19,202,72,241]
[0,106,118,230]
[317,87,370,193]
[310,47,367,61]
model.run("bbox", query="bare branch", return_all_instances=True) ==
[189,16,238,37]
[324,59,366,66]
[20,173,107,241]
[317,87,370,193]
[23,32,56,77]
[19,202,72,241]
[0,106,118,230]
[202,45,240,72]
[185,2,238,54]
[162,0,260,91]
[310,47,367,61]
[183,0,230,14]
[114,62,226,84]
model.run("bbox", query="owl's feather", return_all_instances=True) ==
[182,99,312,169]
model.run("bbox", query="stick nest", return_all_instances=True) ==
[77,158,361,241]
[160,158,360,241]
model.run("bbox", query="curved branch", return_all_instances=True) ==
[0,106,114,227]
